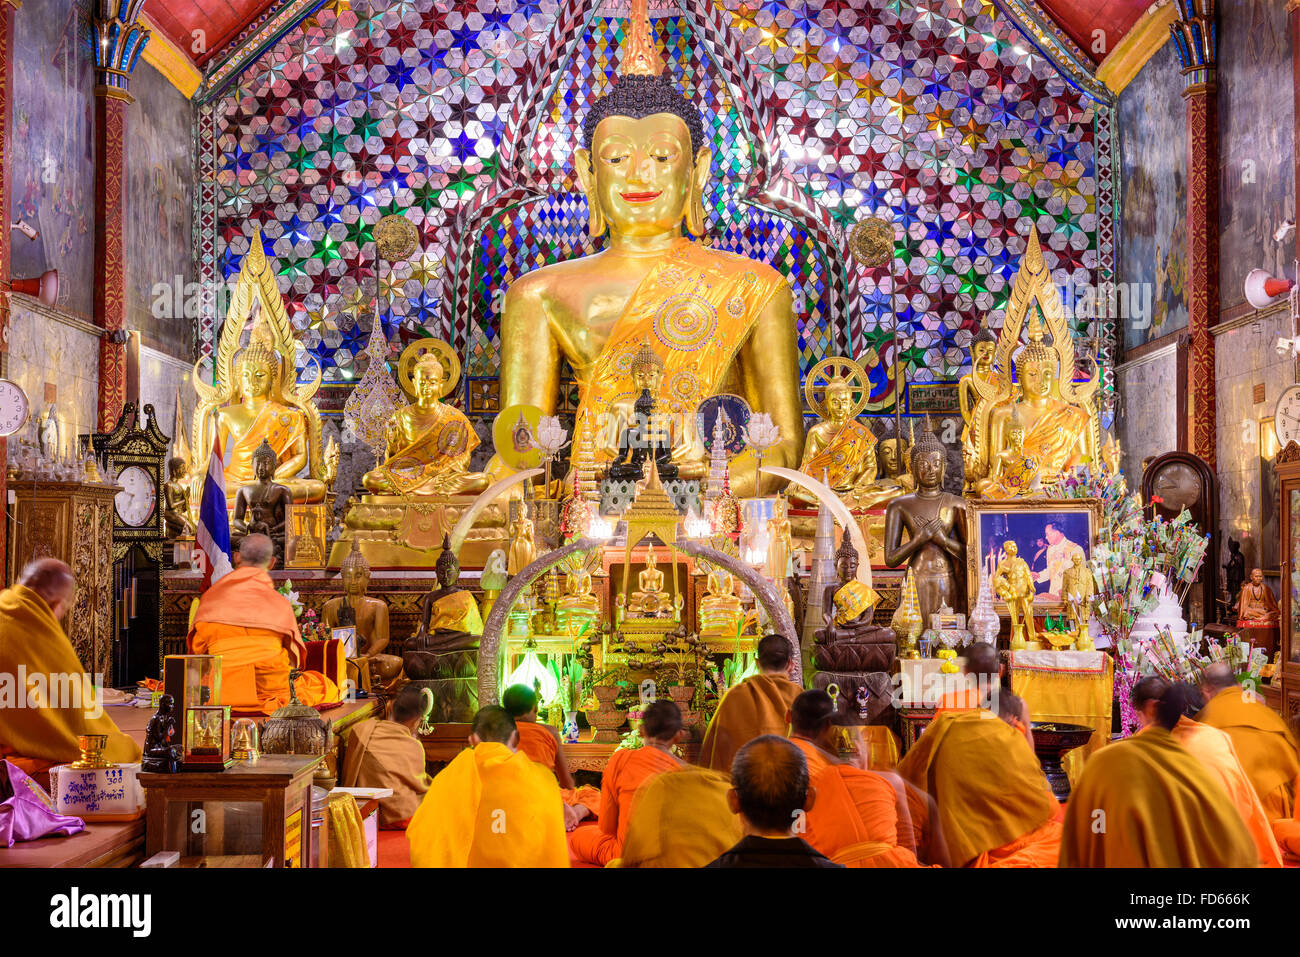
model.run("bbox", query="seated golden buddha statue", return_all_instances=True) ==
[493,0,804,497]
[322,540,402,693]
[163,456,195,540]
[362,339,489,496]
[698,566,744,637]
[556,560,601,634]
[598,339,705,480]
[622,547,679,619]
[190,241,333,507]
[973,407,1041,499]
[968,231,1099,487]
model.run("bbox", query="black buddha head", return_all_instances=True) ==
[834,537,859,584]
[435,534,460,589]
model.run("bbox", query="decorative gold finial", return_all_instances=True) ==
[621,0,665,77]
[1024,228,1044,272]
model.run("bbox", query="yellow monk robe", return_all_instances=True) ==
[1060,726,1256,867]
[618,767,742,868]
[898,710,1061,868]
[1197,685,1300,819]
[0,584,141,773]
[800,419,877,491]
[407,742,568,867]
[569,744,682,867]
[573,238,785,471]
[340,717,431,828]
[789,738,921,867]
[1171,716,1282,867]
[515,720,600,810]
[188,566,338,715]
[699,672,802,773]
[933,684,1034,749]
[220,400,308,506]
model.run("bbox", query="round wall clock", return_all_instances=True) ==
[1274,384,1300,450]
[0,379,31,437]
[115,465,157,527]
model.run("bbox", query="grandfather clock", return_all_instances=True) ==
[1273,442,1300,722]
[1141,451,1219,627]
[89,402,170,683]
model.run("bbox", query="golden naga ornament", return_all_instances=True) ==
[966,230,1100,488]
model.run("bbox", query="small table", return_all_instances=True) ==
[139,755,321,868]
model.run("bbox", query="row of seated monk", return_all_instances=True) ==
[2,551,1297,867]
[342,637,1300,868]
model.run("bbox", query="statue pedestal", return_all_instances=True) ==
[328,494,509,569]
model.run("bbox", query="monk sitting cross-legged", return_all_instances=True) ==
[786,690,923,867]
[407,705,569,867]
[898,690,1062,868]
[0,559,141,776]
[1197,661,1299,822]
[699,634,802,773]
[1061,678,1257,868]
[340,685,432,829]
[1134,678,1281,867]
[188,534,338,714]
[569,699,685,867]
[503,683,600,831]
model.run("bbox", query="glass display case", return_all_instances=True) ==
[183,705,231,770]
[231,718,259,762]
[1273,449,1300,720]
[163,655,222,719]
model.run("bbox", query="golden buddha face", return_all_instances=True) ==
[575,113,711,238]
[879,439,906,476]
[825,381,853,423]
[412,357,446,407]
[239,356,275,399]
[1018,356,1056,401]
[631,360,663,394]
[341,563,369,596]
[1007,426,1025,449]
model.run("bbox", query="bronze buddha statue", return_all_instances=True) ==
[403,536,482,722]
[231,440,292,560]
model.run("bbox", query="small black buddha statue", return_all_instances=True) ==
[609,389,678,482]
[141,693,182,773]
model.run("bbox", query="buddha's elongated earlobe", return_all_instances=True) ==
[685,146,712,238]
[574,148,606,237]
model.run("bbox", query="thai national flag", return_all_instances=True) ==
[195,431,233,590]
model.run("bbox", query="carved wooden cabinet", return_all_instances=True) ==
[7,481,117,685]
[1274,444,1300,722]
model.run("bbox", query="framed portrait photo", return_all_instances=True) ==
[966,498,1102,615]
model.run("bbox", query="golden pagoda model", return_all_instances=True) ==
[891,568,924,660]
[613,458,684,635]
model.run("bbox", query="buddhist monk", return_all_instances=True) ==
[0,559,141,775]
[1061,680,1257,868]
[617,766,741,867]
[699,634,802,773]
[188,534,338,714]
[1131,678,1281,867]
[340,685,431,828]
[569,699,685,867]
[707,735,841,867]
[930,642,1032,749]
[502,683,599,830]
[1198,661,1299,820]
[898,707,1061,867]
[407,705,568,867]
[786,690,922,867]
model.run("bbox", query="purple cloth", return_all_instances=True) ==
[0,760,85,847]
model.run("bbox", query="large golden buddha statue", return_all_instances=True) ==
[361,339,489,496]
[967,231,1099,487]
[191,235,333,507]
[494,0,803,496]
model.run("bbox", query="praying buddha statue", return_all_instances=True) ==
[362,339,489,496]
[322,540,402,693]
[599,338,703,480]
[494,0,804,496]
[190,241,332,508]
[992,541,1038,647]
[967,230,1099,486]
[698,566,744,638]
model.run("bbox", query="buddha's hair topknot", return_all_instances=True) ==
[582,74,706,155]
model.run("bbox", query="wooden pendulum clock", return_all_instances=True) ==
[90,402,170,684]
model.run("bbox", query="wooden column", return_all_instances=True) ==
[1170,1,1218,469]
[0,0,18,581]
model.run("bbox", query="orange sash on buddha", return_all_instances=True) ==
[1171,716,1282,867]
[1018,402,1089,475]
[1197,685,1300,819]
[516,721,600,809]
[699,672,802,773]
[376,403,478,494]
[569,744,682,867]
[800,418,877,488]
[220,400,307,500]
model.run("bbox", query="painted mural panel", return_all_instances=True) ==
[1218,0,1295,314]
[1118,39,1186,353]
[125,61,197,361]
[10,0,96,319]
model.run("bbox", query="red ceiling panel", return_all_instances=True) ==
[1035,0,1153,64]
[147,0,278,66]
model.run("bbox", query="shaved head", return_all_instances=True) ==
[238,534,275,569]
[731,735,809,833]
[790,689,835,737]
[1201,661,1236,693]
[965,642,999,678]
[471,705,517,745]
[757,634,792,672]
[19,558,74,607]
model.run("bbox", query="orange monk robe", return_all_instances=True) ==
[1170,716,1282,867]
[902,778,947,867]
[515,721,600,809]
[933,685,1034,748]
[618,767,742,868]
[1061,726,1257,867]
[340,717,431,828]
[898,710,1061,867]
[1197,685,1300,820]
[407,742,569,867]
[699,672,801,773]
[0,584,141,773]
[789,736,921,866]
[568,744,682,867]
[1271,774,1300,864]
[187,566,338,715]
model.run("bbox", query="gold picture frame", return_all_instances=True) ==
[966,498,1103,616]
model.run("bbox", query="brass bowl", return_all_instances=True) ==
[1031,721,1093,802]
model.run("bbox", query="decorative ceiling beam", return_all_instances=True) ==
[1096,1,1177,95]
[139,13,203,98]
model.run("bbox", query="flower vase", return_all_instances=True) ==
[562,711,580,744]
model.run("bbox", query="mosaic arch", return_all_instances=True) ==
[196,0,1116,419]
